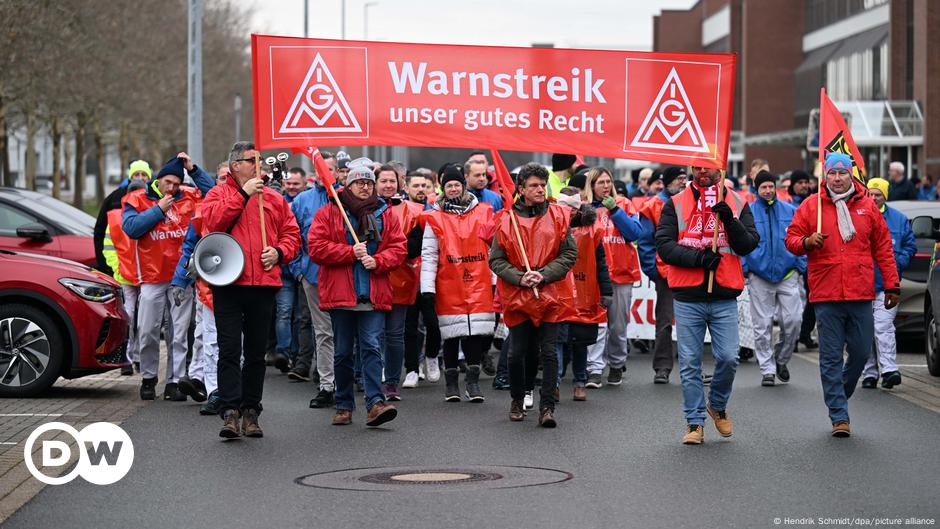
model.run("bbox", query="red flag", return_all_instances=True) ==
[819,88,866,180]
[291,145,336,189]
[574,155,586,166]
[489,149,516,207]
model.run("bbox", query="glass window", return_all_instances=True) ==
[16,193,95,235]
[0,202,40,236]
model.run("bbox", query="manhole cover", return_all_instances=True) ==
[296,465,572,491]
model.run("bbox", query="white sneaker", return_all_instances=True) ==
[402,371,419,388]
[523,391,534,410]
[418,365,426,380]
[426,357,441,382]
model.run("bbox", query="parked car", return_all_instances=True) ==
[0,250,129,396]
[882,201,940,339]
[0,187,96,267]
[913,213,940,376]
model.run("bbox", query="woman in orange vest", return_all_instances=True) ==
[376,164,425,401]
[420,163,496,403]
[555,187,613,402]
[569,167,643,389]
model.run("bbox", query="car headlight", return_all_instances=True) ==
[59,278,117,302]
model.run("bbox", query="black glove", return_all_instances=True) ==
[697,249,722,271]
[711,202,734,225]
[422,292,436,306]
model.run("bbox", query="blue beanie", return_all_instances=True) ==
[156,157,185,179]
[824,152,853,173]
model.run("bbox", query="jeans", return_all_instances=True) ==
[330,309,386,411]
[381,304,408,385]
[509,321,559,411]
[211,285,278,415]
[815,301,873,424]
[674,299,739,425]
[652,276,675,372]
[274,275,298,359]
[556,323,588,386]
[293,281,315,375]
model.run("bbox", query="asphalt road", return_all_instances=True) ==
[5,352,940,529]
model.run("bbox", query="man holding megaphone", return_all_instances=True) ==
[202,141,301,440]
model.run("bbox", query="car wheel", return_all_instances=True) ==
[0,304,64,397]
[927,303,940,377]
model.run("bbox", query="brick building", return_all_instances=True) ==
[654,0,939,181]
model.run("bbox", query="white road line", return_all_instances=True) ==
[0,413,64,417]
[897,364,929,368]
[0,441,18,445]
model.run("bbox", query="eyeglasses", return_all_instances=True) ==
[233,158,256,164]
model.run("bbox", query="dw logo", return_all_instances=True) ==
[24,422,134,485]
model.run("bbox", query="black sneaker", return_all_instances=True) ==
[133,361,140,373]
[309,389,335,408]
[881,371,902,389]
[491,375,510,390]
[200,390,221,415]
[761,374,776,386]
[861,377,878,389]
[654,369,670,384]
[177,376,207,402]
[120,364,134,376]
[164,383,187,401]
[287,367,311,382]
[799,338,818,350]
[703,372,713,385]
[273,353,290,373]
[139,378,157,400]
[776,362,790,383]
[585,373,604,389]
[607,366,624,386]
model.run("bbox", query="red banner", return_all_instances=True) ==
[252,35,737,169]
[819,87,866,180]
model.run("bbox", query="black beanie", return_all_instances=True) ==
[788,169,811,194]
[552,154,577,172]
[567,166,591,190]
[662,166,686,187]
[647,169,663,187]
[754,170,777,189]
[439,163,465,189]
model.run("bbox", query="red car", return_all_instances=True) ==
[0,187,96,266]
[0,250,129,397]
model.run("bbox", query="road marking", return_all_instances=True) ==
[0,413,63,417]
[896,364,928,368]
[0,442,17,445]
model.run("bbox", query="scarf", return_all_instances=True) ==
[339,187,382,242]
[677,181,728,250]
[826,183,856,243]
[439,191,475,215]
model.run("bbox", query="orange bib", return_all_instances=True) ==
[425,204,495,316]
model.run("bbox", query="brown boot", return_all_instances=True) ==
[707,405,733,437]
[509,399,525,421]
[573,386,587,401]
[241,408,263,438]
[332,409,353,425]
[682,424,704,445]
[366,401,397,427]
[538,407,557,428]
[831,421,851,437]
[219,409,241,439]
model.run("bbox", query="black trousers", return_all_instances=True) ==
[404,294,441,372]
[508,320,559,411]
[652,276,676,372]
[799,273,817,342]
[443,335,486,369]
[211,285,278,416]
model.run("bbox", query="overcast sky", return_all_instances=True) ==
[247,0,696,50]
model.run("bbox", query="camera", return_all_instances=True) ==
[263,152,290,184]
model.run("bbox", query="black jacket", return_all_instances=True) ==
[93,185,129,276]
[655,187,760,302]
[888,178,918,201]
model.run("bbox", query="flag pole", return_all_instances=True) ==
[508,209,539,299]
[706,170,725,294]
[327,183,361,245]
[817,171,823,233]
[254,152,267,248]
[490,148,539,299]
[302,146,361,245]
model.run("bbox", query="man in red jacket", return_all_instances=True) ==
[201,141,300,440]
[785,152,899,438]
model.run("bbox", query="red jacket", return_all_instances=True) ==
[308,202,407,311]
[201,178,300,288]
[784,180,899,303]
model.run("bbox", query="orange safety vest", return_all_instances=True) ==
[495,204,576,327]
[636,196,669,279]
[424,203,495,316]
[666,187,745,291]
[106,208,140,286]
[189,212,214,312]
[567,223,606,325]
[122,186,200,284]
[595,195,641,284]
[389,201,425,306]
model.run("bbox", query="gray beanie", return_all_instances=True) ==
[345,157,376,185]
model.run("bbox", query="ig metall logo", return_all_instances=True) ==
[24,422,134,485]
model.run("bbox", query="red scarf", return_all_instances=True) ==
[677,181,728,250]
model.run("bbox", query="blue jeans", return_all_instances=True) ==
[274,276,298,359]
[381,304,408,385]
[814,301,873,424]
[330,309,386,411]
[674,299,739,425]
[555,324,587,386]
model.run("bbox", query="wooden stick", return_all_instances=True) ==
[706,172,725,294]
[327,184,361,245]
[817,170,823,233]
[254,153,267,248]
[508,209,540,299]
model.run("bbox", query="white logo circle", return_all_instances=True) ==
[23,422,134,485]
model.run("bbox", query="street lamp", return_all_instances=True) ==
[234,93,242,142]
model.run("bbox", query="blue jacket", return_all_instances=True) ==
[636,191,670,280]
[289,185,333,284]
[170,223,201,289]
[745,196,807,283]
[470,187,503,213]
[874,205,917,292]
[121,167,214,239]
